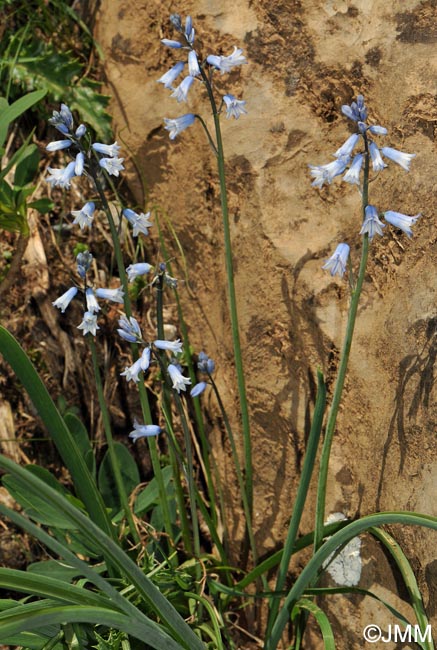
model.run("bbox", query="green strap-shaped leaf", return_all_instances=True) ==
[0,90,47,148]
[370,527,434,650]
[0,601,185,650]
[0,455,205,650]
[268,512,437,650]
[0,326,113,539]
[0,568,118,611]
[292,599,335,650]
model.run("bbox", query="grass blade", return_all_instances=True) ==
[0,326,114,539]
[292,598,335,650]
[370,526,434,650]
[267,512,437,650]
[0,454,205,650]
[0,568,118,611]
[0,602,185,650]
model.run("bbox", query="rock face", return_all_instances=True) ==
[95,0,437,644]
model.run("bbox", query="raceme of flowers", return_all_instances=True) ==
[311,95,421,277]
[52,251,124,335]
[46,104,124,189]
[45,104,154,242]
[45,104,207,440]
[159,13,248,139]
[117,313,215,400]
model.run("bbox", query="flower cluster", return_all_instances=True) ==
[46,103,124,190]
[309,95,415,189]
[311,95,421,277]
[117,314,191,394]
[46,104,163,442]
[46,104,155,242]
[159,14,247,139]
[52,251,124,335]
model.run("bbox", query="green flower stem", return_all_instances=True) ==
[174,392,201,565]
[200,70,253,525]
[161,404,193,555]
[314,142,370,553]
[91,170,174,544]
[154,270,192,553]
[88,337,140,544]
[151,336,201,564]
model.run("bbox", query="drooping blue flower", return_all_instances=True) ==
[85,288,100,313]
[157,61,185,88]
[380,147,415,172]
[99,157,124,176]
[184,15,195,44]
[164,113,196,140]
[46,139,72,152]
[171,75,195,103]
[75,124,87,138]
[168,363,191,392]
[334,134,359,158]
[207,47,247,74]
[322,243,350,277]
[359,205,385,240]
[188,50,200,76]
[126,262,153,282]
[384,211,421,238]
[117,315,142,342]
[92,142,121,157]
[161,39,183,48]
[121,347,151,382]
[129,420,162,441]
[190,381,207,397]
[368,125,387,136]
[170,13,183,31]
[77,311,99,336]
[95,287,124,303]
[223,94,247,119]
[120,357,144,383]
[52,287,78,313]
[368,142,386,172]
[343,153,364,185]
[71,202,95,230]
[123,209,153,237]
[139,347,151,371]
[154,339,183,354]
[309,155,350,188]
[75,152,85,176]
[46,161,76,189]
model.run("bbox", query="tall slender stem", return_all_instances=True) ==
[91,169,174,544]
[314,140,370,553]
[89,337,140,544]
[155,269,192,553]
[199,70,253,524]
